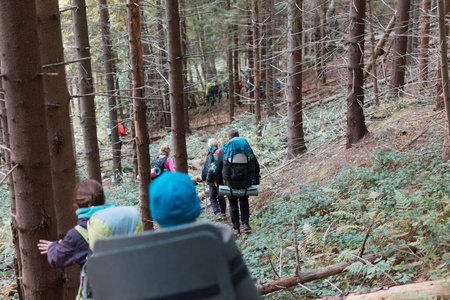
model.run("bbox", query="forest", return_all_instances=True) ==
[0,0,449,299]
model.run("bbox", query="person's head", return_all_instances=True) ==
[208,138,218,148]
[149,172,202,228]
[159,142,171,156]
[227,129,239,140]
[74,179,105,209]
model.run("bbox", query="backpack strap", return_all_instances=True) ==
[75,225,89,243]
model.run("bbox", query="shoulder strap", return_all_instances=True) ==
[75,225,89,243]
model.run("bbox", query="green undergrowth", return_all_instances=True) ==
[238,127,450,298]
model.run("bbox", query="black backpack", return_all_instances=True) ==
[206,149,220,183]
[151,155,168,176]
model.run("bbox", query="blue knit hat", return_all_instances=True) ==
[149,172,202,228]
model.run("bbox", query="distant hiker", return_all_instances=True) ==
[205,82,213,103]
[37,179,114,268]
[217,129,260,235]
[118,119,127,150]
[259,79,265,98]
[209,81,219,106]
[201,138,227,221]
[150,142,175,178]
[150,172,202,228]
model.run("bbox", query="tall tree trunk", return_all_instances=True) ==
[434,0,450,110]
[0,62,24,299]
[266,0,275,117]
[438,0,450,161]
[0,1,63,299]
[419,0,431,89]
[180,0,191,134]
[247,2,255,105]
[233,7,241,108]
[368,0,379,105]
[36,0,79,297]
[347,0,368,147]
[127,0,152,230]
[388,0,411,96]
[99,0,122,182]
[287,0,307,158]
[158,0,171,129]
[71,0,102,183]
[253,0,262,136]
[166,0,189,173]
[226,0,235,122]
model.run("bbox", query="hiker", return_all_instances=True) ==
[205,82,213,103]
[209,81,219,106]
[217,129,260,235]
[201,138,227,220]
[118,119,127,150]
[150,172,202,228]
[37,179,114,268]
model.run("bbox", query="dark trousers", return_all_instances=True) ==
[227,195,249,229]
[209,185,226,214]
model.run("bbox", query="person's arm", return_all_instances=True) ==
[165,157,175,172]
[39,228,88,268]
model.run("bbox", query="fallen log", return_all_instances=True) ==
[320,279,450,300]
[256,252,389,295]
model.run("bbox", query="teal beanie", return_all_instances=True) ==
[149,172,202,228]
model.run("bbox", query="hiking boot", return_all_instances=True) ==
[232,228,240,235]
[242,223,252,232]
[220,213,227,220]
[214,213,223,221]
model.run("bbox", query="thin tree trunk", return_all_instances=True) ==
[364,14,396,78]
[368,0,379,105]
[36,0,79,297]
[419,0,431,89]
[99,0,122,182]
[71,0,102,183]
[0,1,62,298]
[434,0,450,110]
[166,0,189,173]
[388,0,411,96]
[226,0,235,122]
[180,0,191,134]
[233,7,241,108]
[287,0,307,158]
[346,0,368,147]
[438,0,450,161]
[253,0,262,136]
[266,0,275,117]
[158,0,171,129]
[127,0,152,230]
[247,2,255,106]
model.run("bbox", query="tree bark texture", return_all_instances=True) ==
[180,0,191,134]
[346,0,368,148]
[388,0,411,96]
[99,0,122,182]
[438,0,450,162]
[265,0,275,117]
[418,0,431,89]
[434,0,450,111]
[127,0,152,230]
[287,0,307,159]
[253,0,262,136]
[166,0,189,173]
[71,0,102,183]
[0,2,63,299]
[226,0,235,122]
[36,0,79,297]
[0,61,24,299]
[233,11,241,108]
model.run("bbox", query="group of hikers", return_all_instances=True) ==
[37,128,260,299]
